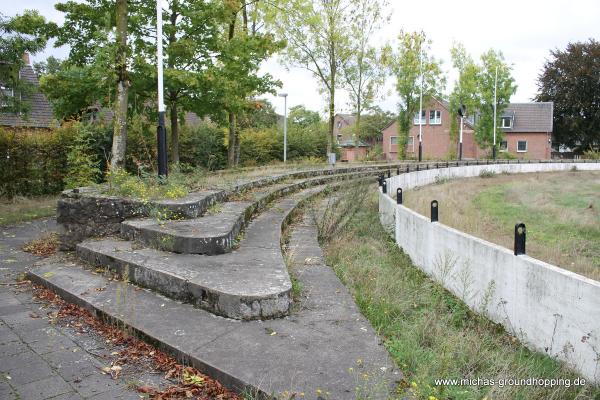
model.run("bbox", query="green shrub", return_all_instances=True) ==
[179,122,227,171]
[583,149,600,160]
[0,127,72,197]
[64,122,106,188]
[105,168,188,200]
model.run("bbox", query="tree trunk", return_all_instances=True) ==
[170,99,179,164]
[227,111,236,167]
[110,0,128,170]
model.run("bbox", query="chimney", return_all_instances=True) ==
[22,52,30,65]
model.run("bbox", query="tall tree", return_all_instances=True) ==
[448,45,516,154]
[474,50,516,150]
[111,0,128,169]
[341,0,388,141]
[387,30,444,159]
[276,0,351,154]
[536,39,600,151]
[207,0,284,167]
[448,43,480,154]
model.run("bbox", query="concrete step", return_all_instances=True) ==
[28,204,396,398]
[76,186,327,320]
[119,171,377,255]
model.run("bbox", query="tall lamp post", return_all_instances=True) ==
[418,49,424,162]
[458,105,465,160]
[156,0,168,177]
[278,93,288,163]
[492,65,498,160]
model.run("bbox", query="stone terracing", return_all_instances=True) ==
[57,164,405,250]
[28,205,398,398]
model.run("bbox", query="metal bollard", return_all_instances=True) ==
[396,188,403,204]
[387,169,391,178]
[431,200,439,222]
[406,165,410,173]
[514,223,526,255]
[397,167,400,175]
[382,180,387,194]
[416,164,420,171]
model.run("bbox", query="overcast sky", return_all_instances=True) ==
[4,0,600,116]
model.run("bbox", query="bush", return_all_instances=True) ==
[179,122,227,171]
[64,122,108,188]
[0,127,72,197]
[583,149,600,160]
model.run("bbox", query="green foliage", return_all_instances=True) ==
[0,127,72,197]
[386,30,445,159]
[106,168,188,200]
[449,44,517,152]
[536,39,600,152]
[276,0,353,150]
[179,122,228,171]
[239,127,281,166]
[64,122,104,188]
[356,107,395,142]
[583,149,600,160]
[0,10,55,115]
[341,0,389,134]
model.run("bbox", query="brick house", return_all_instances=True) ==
[0,54,54,130]
[382,99,553,160]
[332,113,370,162]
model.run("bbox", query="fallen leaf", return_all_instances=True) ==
[42,272,55,278]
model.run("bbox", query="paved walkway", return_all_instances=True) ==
[0,219,143,400]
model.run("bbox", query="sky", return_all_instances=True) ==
[4,0,600,116]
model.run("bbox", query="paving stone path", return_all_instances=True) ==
[0,219,145,400]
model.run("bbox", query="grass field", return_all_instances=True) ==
[403,170,600,281]
[0,196,58,226]
[321,187,600,400]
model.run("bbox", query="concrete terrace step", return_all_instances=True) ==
[76,186,328,320]
[28,208,396,398]
[119,171,377,255]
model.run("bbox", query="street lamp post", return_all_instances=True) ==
[156,0,168,177]
[492,65,498,160]
[278,93,288,163]
[458,105,465,161]
[418,50,424,162]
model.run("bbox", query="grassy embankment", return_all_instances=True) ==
[404,170,600,280]
[321,186,600,400]
[0,196,58,226]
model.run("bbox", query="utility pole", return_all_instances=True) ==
[156,0,168,177]
[492,65,498,160]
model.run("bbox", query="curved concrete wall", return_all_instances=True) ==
[379,161,600,383]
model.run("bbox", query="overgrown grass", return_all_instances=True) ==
[404,171,600,280]
[0,195,58,226]
[321,188,600,400]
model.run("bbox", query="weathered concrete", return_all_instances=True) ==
[28,208,397,398]
[76,185,338,320]
[57,163,407,250]
[379,161,600,383]
[119,171,377,255]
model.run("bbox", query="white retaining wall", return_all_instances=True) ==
[379,162,600,383]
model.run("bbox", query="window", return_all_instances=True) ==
[500,140,508,151]
[501,116,513,128]
[429,110,441,125]
[413,110,426,125]
[407,136,414,146]
[390,136,398,145]
[517,140,527,152]
[336,134,342,142]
